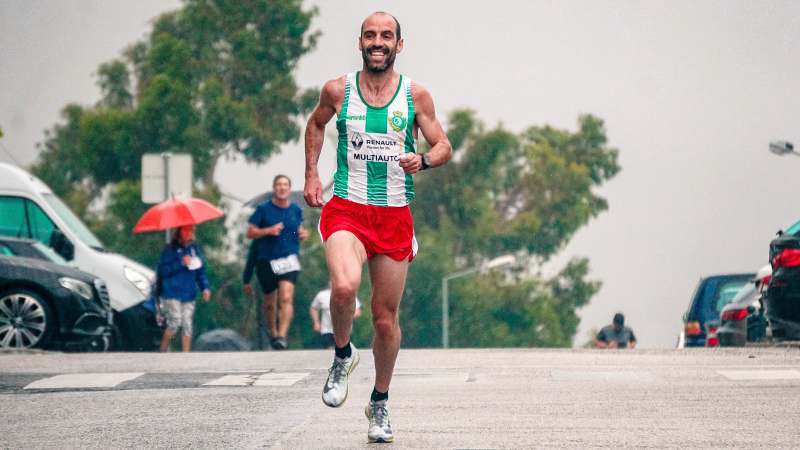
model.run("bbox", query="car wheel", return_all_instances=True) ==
[0,289,54,349]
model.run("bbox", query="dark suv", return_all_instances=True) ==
[0,238,111,350]
[681,273,754,347]
[766,219,800,339]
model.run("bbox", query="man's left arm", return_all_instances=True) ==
[628,329,637,349]
[399,83,452,174]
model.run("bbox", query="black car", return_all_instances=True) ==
[0,249,112,350]
[680,273,754,347]
[766,219,800,339]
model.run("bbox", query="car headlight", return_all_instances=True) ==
[124,266,152,298]
[59,277,94,300]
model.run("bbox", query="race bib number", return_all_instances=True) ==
[270,254,301,275]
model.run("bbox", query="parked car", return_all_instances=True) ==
[0,163,160,350]
[0,254,112,350]
[679,273,755,347]
[765,218,800,340]
[718,265,771,346]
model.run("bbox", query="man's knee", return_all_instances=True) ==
[373,314,399,337]
[331,281,358,303]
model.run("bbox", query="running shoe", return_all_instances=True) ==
[321,343,359,407]
[365,399,394,443]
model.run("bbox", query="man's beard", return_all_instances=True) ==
[361,45,396,73]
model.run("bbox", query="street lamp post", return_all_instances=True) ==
[441,254,516,348]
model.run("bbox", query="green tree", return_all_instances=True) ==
[31,0,319,343]
[403,110,619,347]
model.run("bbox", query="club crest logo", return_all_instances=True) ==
[388,111,407,132]
[350,132,364,150]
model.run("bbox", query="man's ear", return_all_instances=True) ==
[396,38,404,54]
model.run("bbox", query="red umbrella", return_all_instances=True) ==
[134,196,225,233]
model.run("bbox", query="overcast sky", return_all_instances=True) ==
[2,0,799,347]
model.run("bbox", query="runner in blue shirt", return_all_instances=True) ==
[246,175,309,349]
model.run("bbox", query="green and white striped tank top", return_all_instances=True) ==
[333,71,416,207]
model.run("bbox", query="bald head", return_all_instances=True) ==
[361,11,401,40]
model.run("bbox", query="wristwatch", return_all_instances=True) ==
[420,153,431,170]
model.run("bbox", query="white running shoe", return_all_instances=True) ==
[365,399,394,443]
[321,343,359,407]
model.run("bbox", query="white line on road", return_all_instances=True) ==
[253,372,309,386]
[24,373,145,389]
[551,370,655,382]
[203,374,259,386]
[717,369,800,380]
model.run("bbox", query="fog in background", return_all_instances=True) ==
[2,0,799,347]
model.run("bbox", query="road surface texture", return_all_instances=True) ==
[2,348,800,449]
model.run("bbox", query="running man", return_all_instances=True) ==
[246,175,309,350]
[304,12,452,443]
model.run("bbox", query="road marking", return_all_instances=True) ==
[24,372,144,389]
[551,370,655,382]
[203,372,310,387]
[203,374,258,386]
[717,369,800,381]
[253,372,309,386]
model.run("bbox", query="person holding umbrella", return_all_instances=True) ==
[134,196,223,352]
[157,224,211,352]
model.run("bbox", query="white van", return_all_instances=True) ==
[0,163,160,349]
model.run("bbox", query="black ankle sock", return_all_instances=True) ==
[371,388,388,402]
[334,341,351,359]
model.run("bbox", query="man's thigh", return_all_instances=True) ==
[368,254,409,312]
[325,230,368,288]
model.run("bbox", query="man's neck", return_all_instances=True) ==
[272,197,290,208]
[360,67,397,94]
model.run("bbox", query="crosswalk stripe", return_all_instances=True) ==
[717,369,800,380]
[24,372,145,389]
[203,374,258,386]
[253,372,309,386]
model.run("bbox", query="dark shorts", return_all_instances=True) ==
[255,259,299,294]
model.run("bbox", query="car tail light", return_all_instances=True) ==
[721,308,748,322]
[706,324,719,347]
[761,275,772,286]
[685,321,701,336]
[772,249,800,269]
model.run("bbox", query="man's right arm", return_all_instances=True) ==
[304,78,344,208]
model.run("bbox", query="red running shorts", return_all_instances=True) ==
[318,196,418,262]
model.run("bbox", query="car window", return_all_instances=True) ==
[26,200,56,244]
[785,218,800,236]
[0,196,29,238]
[42,193,103,249]
[30,241,67,265]
[0,244,14,256]
[715,280,749,312]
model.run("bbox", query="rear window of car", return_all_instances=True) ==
[785,219,800,236]
[691,275,753,323]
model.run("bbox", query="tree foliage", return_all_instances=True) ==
[29,0,319,345]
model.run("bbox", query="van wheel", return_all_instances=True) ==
[0,289,54,349]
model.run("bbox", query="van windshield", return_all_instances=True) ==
[42,193,104,249]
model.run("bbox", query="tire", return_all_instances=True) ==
[0,288,55,349]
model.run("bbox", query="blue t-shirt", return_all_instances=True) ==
[248,201,303,261]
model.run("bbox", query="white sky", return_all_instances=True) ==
[1,0,799,347]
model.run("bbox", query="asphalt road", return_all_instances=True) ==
[2,347,800,449]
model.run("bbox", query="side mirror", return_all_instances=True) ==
[50,229,75,261]
[746,305,756,314]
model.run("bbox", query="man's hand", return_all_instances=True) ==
[298,226,310,242]
[270,222,284,236]
[244,284,254,298]
[607,340,618,349]
[399,153,422,174]
[202,289,211,302]
[313,322,321,333]
[182,255,192,267]
[304,173,324,208]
